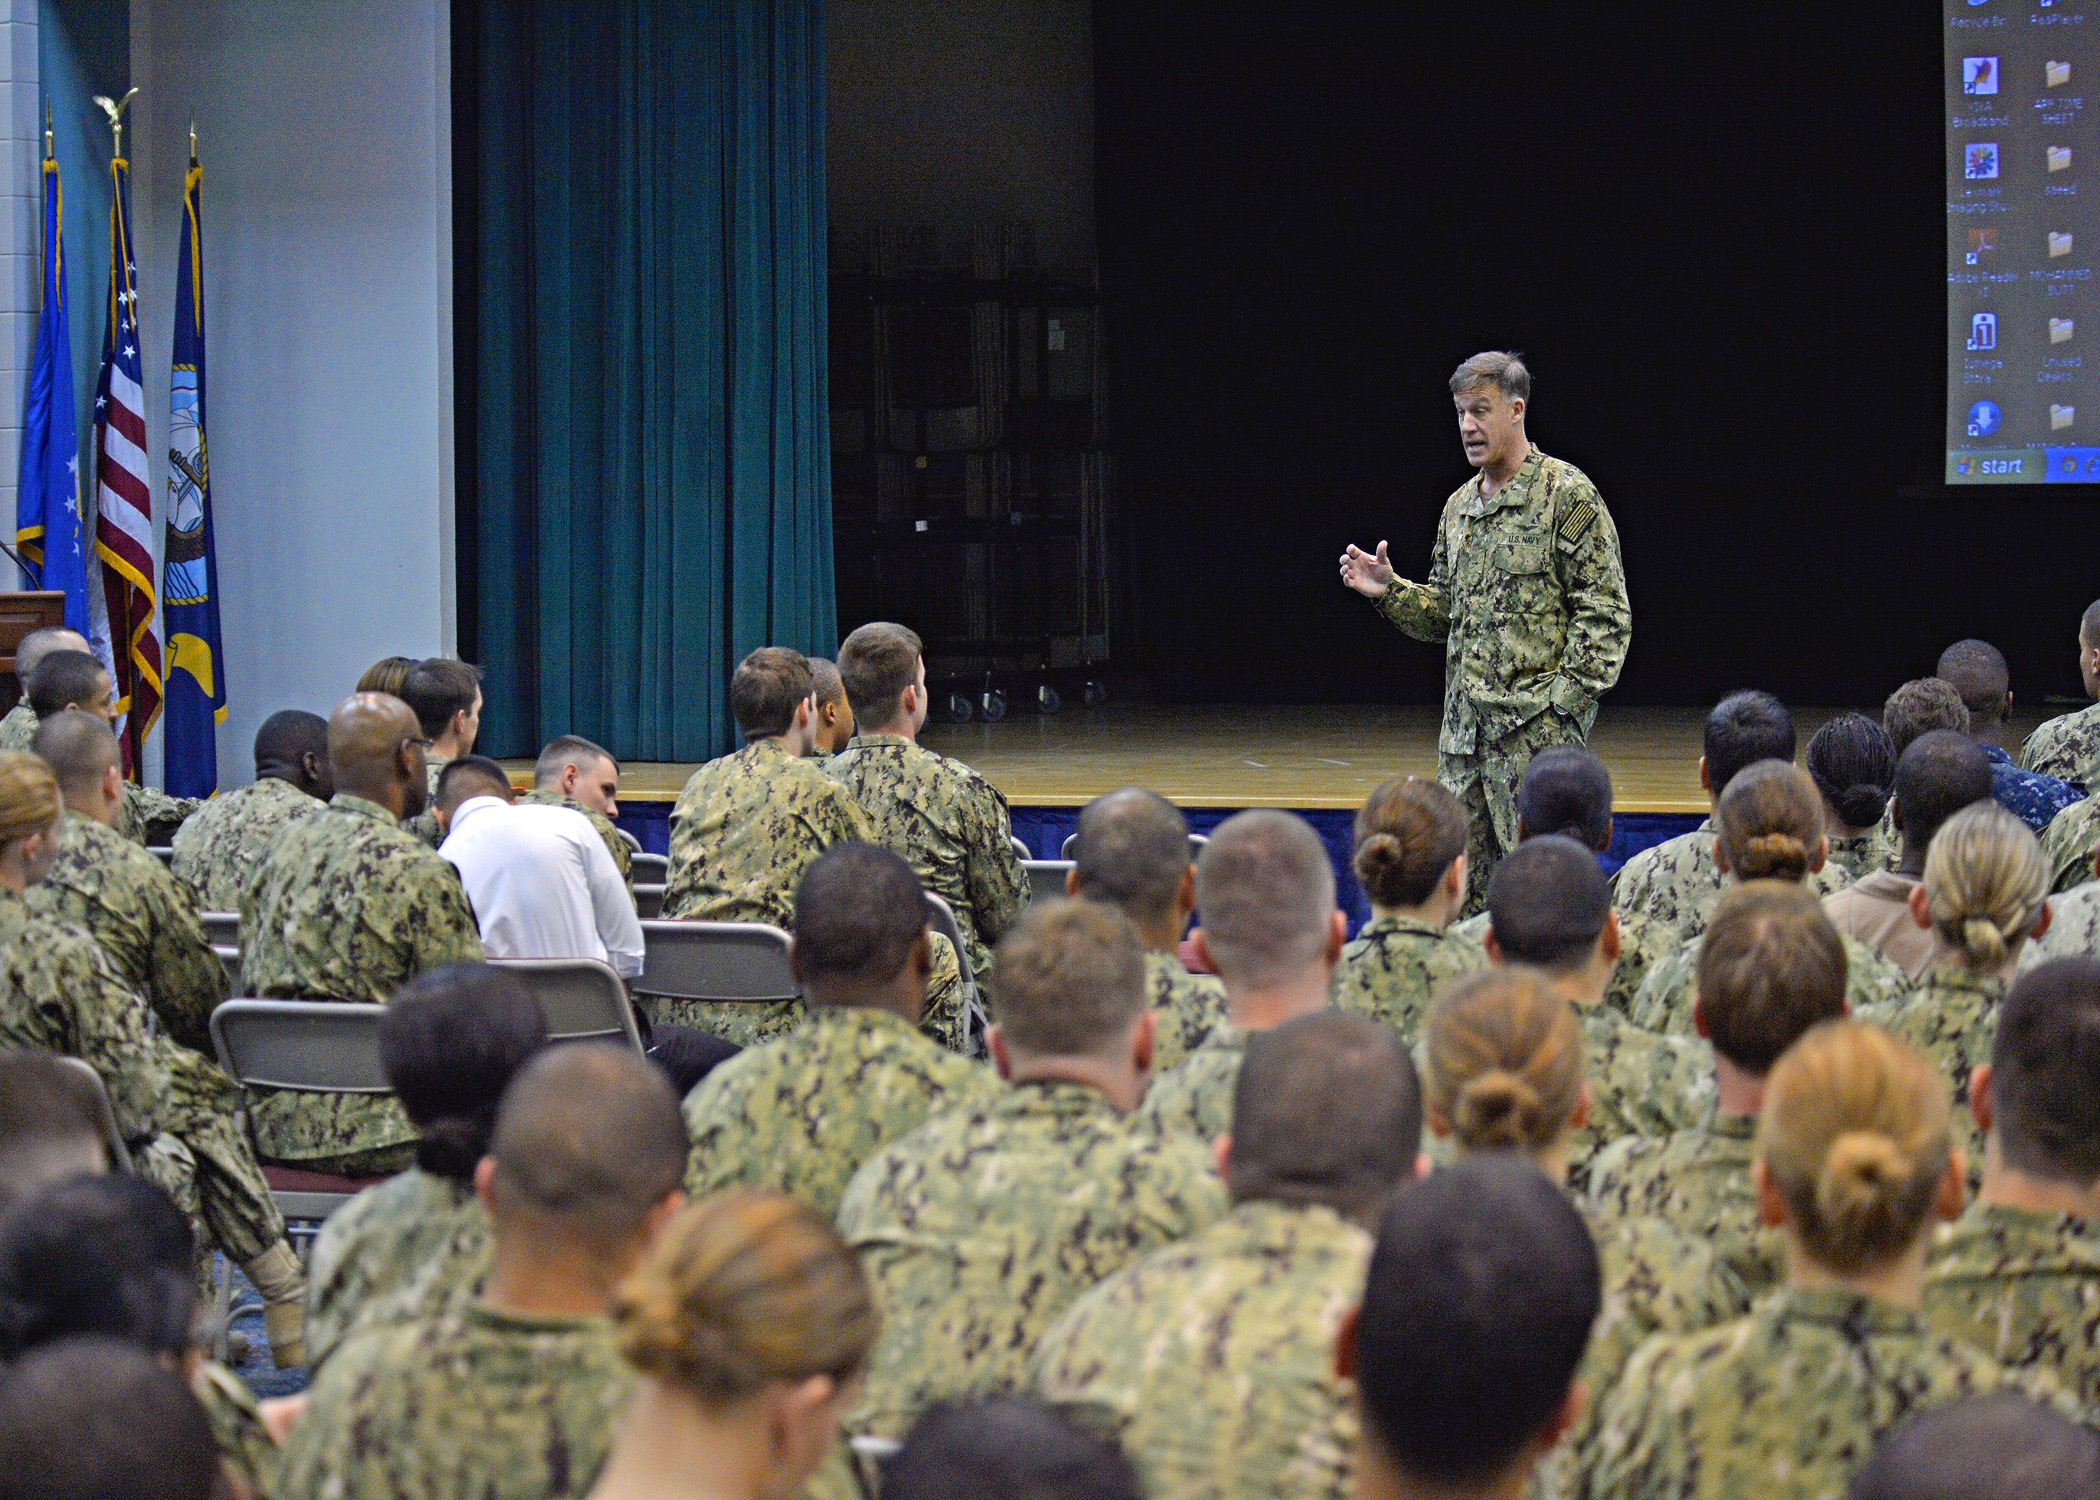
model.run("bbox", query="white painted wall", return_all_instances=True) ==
[129,0,451,787]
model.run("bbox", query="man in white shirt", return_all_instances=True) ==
[436,756,645,977]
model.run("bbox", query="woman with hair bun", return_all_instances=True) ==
[1805,713,1897,880]
[1591,1020,2069,1500]
[1630,760,1912,1035]
[587,1189,878,1500]
[1332,776,1487,1040]
[1423,967,1746,1495]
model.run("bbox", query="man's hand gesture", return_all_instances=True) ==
[1340,541,1395,599]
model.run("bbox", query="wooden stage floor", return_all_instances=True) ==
[593,704,2054,814]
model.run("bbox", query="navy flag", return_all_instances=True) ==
[15,124,89,630]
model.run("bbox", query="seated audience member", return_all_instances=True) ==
[2040,793,2100,896]
[1032,1012,1424,1500]
[1589,1020,2068,1500]
[0,626,88,750]
[1423,969,1745,1495]
[809,655,855,756]
[397,655,485,847]
[239,692,483,1177]
[881,1399,1144,1500]
[0,748,305,1365]
[1922,958,2100,1407]
[1139,809,1346,1141]
[827,621,1028,987]
[584,1190,879,1500]
[1847,1392,2100,1500]
[304,963,548,1370]
[1938,639,2083,833]
[1868,802,2050,1179]
[0,1338,221,1500]
[1589,882,1849,1295]
[1807,712,1898,879]
[1826,730,1992,978]
[2020,597,2100,787]
[683,844,998,1218]
[2023,833,2100,969]
[837,899,1226,1441]
[356,654,419,698]
[24,646,198,843]
[1482,835,1711,1162]
[437,754,643,977]
[1339,1156,1601,1500]
[1880,678,1976,858]
[0,1175,279,1497]
[0,1049,110,1209]
[30,710,228,1053]
[1330,776,1487,1041]
[1630,761,1911,1033]
[1068,786,1230,1068]
[1614,690,1841,941]
[278,1044,687,1500]
[1454,746,1679,1015]
[171,708,331,911]
[523,734,633,886]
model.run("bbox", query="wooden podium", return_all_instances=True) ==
[0,591,67,715]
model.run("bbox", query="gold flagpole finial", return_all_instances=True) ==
[91,87,138,159]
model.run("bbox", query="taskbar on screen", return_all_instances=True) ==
[1947,446,2100,481]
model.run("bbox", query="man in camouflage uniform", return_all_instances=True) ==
[1139,812,1346,1142]
[0,625,89,750]
[1923,958,2100,1411]
[1067,786,1229,1068]
[2022,598,2100,788]
[16,645,202,843]
[682,845,999,1218]
[276,1047,681,1500]
[1034,1013,1420,1500]
[827,621,1028,984]
[239,692,485,1175]
[1341,352,1630,914]
[1629,918,1910,1036]
[838,900,1226,1441]
[395,656,483,849]
[520,733,632,887]
[2041,793,2100,895]
[1587,882,1849,1298]
[810,655,854,756]
[29,711,229,1054]
[171,709,331,912]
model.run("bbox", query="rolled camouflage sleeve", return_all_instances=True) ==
[1373,521,1451,642]
[1547,483,1630,718]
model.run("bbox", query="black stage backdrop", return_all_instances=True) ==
[1094,3,2088,709]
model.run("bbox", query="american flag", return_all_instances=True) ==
[92,154,162,768]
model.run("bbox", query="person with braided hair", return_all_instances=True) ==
[1630,761,1912,1035]
[1331,776,1487,1040]
[1589,1021,2073,1500]
[1806,713,1898,881]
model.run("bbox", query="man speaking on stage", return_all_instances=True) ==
[1340,351,1630,912]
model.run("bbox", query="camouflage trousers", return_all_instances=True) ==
[1441,710,1587,916]
[135,1048,289,1265]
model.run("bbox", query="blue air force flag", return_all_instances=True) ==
[15,145,89,631]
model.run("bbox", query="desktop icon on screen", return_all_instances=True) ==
[1967,228,1998,264]
[2053,404,2076,431]
[2050,231,2075,258]
[1969,400,2003,437]
[2053,317,2075,343]
[2050,146,2073,173]
[1964,57,2000,94]
[1967,143,2001,180]
[1969,313,1999,351]
[2048,60,2072,87]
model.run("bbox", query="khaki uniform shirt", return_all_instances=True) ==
[1331,913,1487,1041]
[170,776,322,914]
[274,1303,631,1500]
[239,793,485,1164]
[1138,1021,1251,1142]
[1628,928,1911,1036]
[2042,795,2100,894]
[305,1166,490,1373]
[1032,1200,1370,1500]
[2023,701,2100,788]
[838,1077,1227,1440]
[1924,1201,2100,1413]
[1149,950,1229,1071]
[826,733,1028,981]
[681,1005,1002,1219]
[1612,821,1848,945]
[1824,870,1960,980]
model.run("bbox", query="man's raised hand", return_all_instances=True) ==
[1340,540,1395,599]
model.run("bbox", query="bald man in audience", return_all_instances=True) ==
[1938,639,2082,833]
[239,692,484,1176]
[1069,787,1229,1069]
[0,627,88,750]
[1137,810,1346,1142]
[171,710,332,911]
[277,1045,684,1500]
[519,734,632,887]
[22,647,201,844]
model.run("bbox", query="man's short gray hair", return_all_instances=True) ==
[1196,810,1336,989]
[1449,351,1531,403]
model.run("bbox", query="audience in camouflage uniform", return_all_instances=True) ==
[2021,597,2100,788]
[170,709,331,912]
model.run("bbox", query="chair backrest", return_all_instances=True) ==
[213,946,243,994]
[1009,835,1031,861]
[210,999,391,1093]
[147,846,174,868]
[1023,859,1074,903]
[199,911,240,949]
[922,892,989,1055]
[1059,831,1209,861]
[634,883,666,920]
[489,958,644,1052]
[632,921,798,1003]
[52,1056,132,1173]
[631,852,669,884]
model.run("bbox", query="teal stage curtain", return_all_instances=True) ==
[464,0,833,761]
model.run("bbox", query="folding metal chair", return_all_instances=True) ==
[488,958,645,1052]
[631,852,669,884]
[1023,859,1075,904]
[630,920,799,1031]
[52,1055,133,1173]
[1010,835,1032,861]
[213,946,242,993]
[924,892,989,1057]
[199,911,240,950]
[1060,830,1208,861]
[634,883,666,919]
[147,845,175,868]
